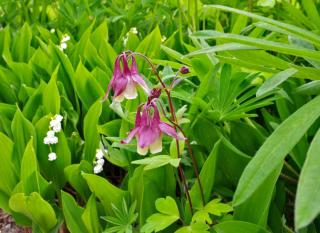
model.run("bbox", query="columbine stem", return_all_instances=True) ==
[131,52,205,207]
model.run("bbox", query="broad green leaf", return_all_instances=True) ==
[23,81,46,121]
[295,128,320,230]
[128,166,176,225]
[64,161,92,201]
[234,95,320,206]
[61,191,88,233]
[141,213,179,233]
[82,173,128,214]
[83,101,102,162]
[256,68,297,96]
[49,43,76,104]
[132,155,181,170]
[35,116,71,187]
[12,23,32,62]
[82,193,100,233]
[136,26,162,71]
[141,196,180,233]
[43,66,60,114]
[213,221,270,233]
[11,108,36,165]
[20,138,38,193]
[191,210,212,225]
[175,223,209,233]
[188,139,220,212]
[155,196,180,217]
[0,132,18,196]
[74,62,105,111]
[234,163,282,227]
[9,192,57,232]
[204,199,233,216]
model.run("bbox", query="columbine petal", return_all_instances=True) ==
[150,137,162,154]
[113,75,128,99]
[114,92,125,102]
[131,57,150,94]
[137,125,160,148]
[121,127,140,144]
[159,122,185,140]
[103,56,122,100]
[123,79,138,99]
[137,144,148,156]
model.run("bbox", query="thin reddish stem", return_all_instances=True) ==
[130,52,197,211]
[135,50,206,205]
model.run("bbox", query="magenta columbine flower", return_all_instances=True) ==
[121,100,184,155]
[104,52,149,102]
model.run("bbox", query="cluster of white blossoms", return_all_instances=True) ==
[59,34,70,51]
[93,149,106,174]
[43,115,63,161]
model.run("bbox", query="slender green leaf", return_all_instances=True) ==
[234,95,320,206]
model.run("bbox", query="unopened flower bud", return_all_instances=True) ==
[180,66,190,74]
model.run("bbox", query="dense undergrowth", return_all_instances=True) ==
[0,0,320,232]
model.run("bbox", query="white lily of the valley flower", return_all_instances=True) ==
[59,42,67,51]
[96,159,105,166]
[50,28,55,33]
[96,149,104,159]
[52,123,61,133]
[130,27,138,34]
[93,164,103,174]
[43,135,58,145]
[55,114,63,122]
[50,116,62,133]
[48,152,57,161]
[61,35,70,43]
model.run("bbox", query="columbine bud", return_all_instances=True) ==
[147,88,161,104]
[48,152,57,161]
[180,66,190,74]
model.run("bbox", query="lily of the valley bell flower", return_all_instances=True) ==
[104,52,149,102]
[121,100,184,155]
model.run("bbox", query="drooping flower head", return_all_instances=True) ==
[121,99,184,155]
[103,52,149,102]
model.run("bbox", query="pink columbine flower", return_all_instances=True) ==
[103,52,149,102]
[121,100,184,155]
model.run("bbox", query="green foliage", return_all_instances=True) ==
[141,196,180,233]
[102,199,137,233]
[1,1,320,232]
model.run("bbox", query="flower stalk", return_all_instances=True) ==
[130,52,205,207]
